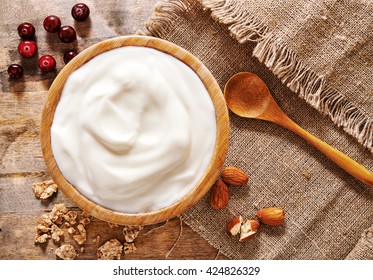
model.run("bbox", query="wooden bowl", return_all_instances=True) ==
[40,36,229,225]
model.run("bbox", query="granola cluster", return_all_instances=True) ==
[97,239,123,260]
[34,202,90,260]
[94,224,143,260]
[32,180,58,200]
[55,244,77,260]
[33,180,143,260]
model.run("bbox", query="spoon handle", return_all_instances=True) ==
[279,116,373,188]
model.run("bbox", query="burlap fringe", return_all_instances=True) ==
[253,36,372,152]
[146,0,372,152]
[144,0,191,37]
[202,0,372,152]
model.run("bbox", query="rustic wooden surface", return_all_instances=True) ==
[0,0,228,260]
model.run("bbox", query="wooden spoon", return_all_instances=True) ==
[224,72,373,188]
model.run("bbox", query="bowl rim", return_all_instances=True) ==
[40,35,229,225]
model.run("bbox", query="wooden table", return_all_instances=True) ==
[0,0,227,260]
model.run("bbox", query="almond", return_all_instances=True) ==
[210,179,229,209]
[239,220,260,242]
[221,166,249,186]
[226,215,243,236]
[256,207,284,226]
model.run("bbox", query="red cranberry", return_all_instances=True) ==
[63,50,77,64]
[71,3,90,22]
[17,22,35,39]
[7,64,24,79]
[58,25,77,43]
[18,40,38,58]
[38,55,56,72]
[43,15,61,33]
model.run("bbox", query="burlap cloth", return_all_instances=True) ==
[144,0,373,259]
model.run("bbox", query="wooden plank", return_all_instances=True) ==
[0,211,227,260]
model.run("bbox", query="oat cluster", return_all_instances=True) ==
[33,180,143,260]
[32,180,58,200]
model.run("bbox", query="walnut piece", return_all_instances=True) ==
[123,225,143,243]
[97,239,123,260]
[55,244,77,260]
[32,180,58,199]
[123,242,136,255]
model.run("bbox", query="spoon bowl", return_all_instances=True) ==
[224,72,271,118]
[224,72,373,188]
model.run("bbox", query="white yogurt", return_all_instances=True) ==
[51,46,217,213]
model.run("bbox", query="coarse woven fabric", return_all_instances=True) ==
[145,0,373,259]
[202,0,373,153]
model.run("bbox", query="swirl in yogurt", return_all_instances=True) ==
[51,46,216,213]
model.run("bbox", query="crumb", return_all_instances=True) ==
[80,247,85,253]
[55,244,77,260]
[123,225,143,243]
[123,242,136,255]
[301,170,312,180]
[97,239,123,260]
[93,235,101,243]
[73,224,87,245]
[50,204,69,225]
[67,227,76,235]
[63,211,78,225]
[107,222,119,228]
[32,180,58,200]
[35,233,51,244]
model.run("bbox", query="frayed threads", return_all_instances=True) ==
[253,35,372,152]
[145,0,191,38]
[202,0,268,42]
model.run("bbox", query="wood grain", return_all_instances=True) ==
[0,210,227,260]
[0,0,228,260]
